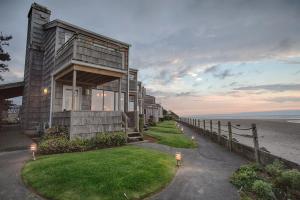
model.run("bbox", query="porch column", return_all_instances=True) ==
[118,77,121,111]
[72,70,77,111]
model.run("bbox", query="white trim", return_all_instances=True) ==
[62,85,82,111]
[71,60,127,74]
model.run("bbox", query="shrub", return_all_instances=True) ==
[231,164,259,190]
[43,126,68,139]
[252,180,275,200]
[38,132,126,155]
[277,169,300,191]
[265,160,285,177]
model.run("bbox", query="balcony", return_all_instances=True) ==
[129,79,137,92]
[55,34,124,72]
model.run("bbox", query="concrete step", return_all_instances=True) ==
[127,132,143,142]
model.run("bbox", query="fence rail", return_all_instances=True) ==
[179,117,261,163]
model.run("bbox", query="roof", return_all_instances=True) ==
[44,19,131,47]
[28,3,51,17]
[129,68,138,72]
[0,81,24,99]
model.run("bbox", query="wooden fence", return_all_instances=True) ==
[179,117,261,164]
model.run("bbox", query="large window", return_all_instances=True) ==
[128,95,135,112]
[104,91,114,111]
[91,89,124,111]
[91,89,103,111]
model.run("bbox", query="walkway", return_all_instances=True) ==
[0,124,33,152]
[136,124,248,200]
[0,150,42,200]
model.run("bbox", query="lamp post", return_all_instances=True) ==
[175,152,182,167]
[30,143,37,160]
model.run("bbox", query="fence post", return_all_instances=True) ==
[210,120,213,133]
[228,122,232,151]
[203,120,206,132]
[218,121,221,143]
[252,124,260,164]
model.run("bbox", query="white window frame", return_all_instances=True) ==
[62,85,82,111]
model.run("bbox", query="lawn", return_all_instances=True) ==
[22,146,176,200]
[145,120,197,148]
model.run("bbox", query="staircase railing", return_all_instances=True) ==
[121,112,128,136]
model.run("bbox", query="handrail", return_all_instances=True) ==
[56,34,77,56]
[121,112,128,135]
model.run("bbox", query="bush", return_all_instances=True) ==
[231,164,259,190]
[252,180,275,200]
[265,160,285,177]
[43,126,68,139]
[277,169,300,191]
[38,132,126,155]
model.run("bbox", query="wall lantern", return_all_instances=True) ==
[43,88,48,95]
[30,143,37,160]
[175,152,182,167]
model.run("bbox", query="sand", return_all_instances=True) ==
[207,119,300,164]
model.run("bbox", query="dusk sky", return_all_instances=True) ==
[1,0,300,116]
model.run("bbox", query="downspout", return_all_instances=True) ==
[49,74,54,127]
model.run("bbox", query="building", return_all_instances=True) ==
[143,94,163,123]
[21,3,140,138]
[0,3,165,139]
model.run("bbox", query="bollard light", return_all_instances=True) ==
[30,143,37,160]
[181,127,184,132]
[191,136,195,140]
[175,152,182,167]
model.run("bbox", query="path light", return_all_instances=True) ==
[175,152,182,167]
[30,143,37,160]
[191,136,195,141]
[181,127,184,132]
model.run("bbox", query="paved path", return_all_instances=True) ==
[0,124,33,152]
[0,150,42,200]
[136,124,248,200]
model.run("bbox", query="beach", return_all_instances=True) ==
[208,119,300,164]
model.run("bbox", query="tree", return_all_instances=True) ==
[0,33,12,81]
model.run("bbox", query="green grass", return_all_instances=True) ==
[145,120,197,148]
[22,146,176,200]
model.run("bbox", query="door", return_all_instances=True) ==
[62,85,82,111]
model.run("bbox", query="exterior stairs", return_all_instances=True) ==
[127,128,143,142]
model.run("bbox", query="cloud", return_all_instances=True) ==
[204,65,219,73]
[213,69,240,79]
[266,96,300,103]
[234,84,300,92]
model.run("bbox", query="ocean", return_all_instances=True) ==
[187,111,300,164]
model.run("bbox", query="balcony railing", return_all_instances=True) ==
[55,34,124,71]
[129,79,137,91]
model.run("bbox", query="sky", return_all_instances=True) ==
[1,0,300,116]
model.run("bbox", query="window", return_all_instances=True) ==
[129,74,135,80]
[64,32,73,43]
[104,91,114,111]
[62,85,81,111]
[91,89,104,111]
[128,95,135,111]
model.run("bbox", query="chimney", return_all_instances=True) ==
[27,3,51,50]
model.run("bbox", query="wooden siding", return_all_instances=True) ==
[21,4,51,132]
[55,34,124,71]
[52,111,122,139]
